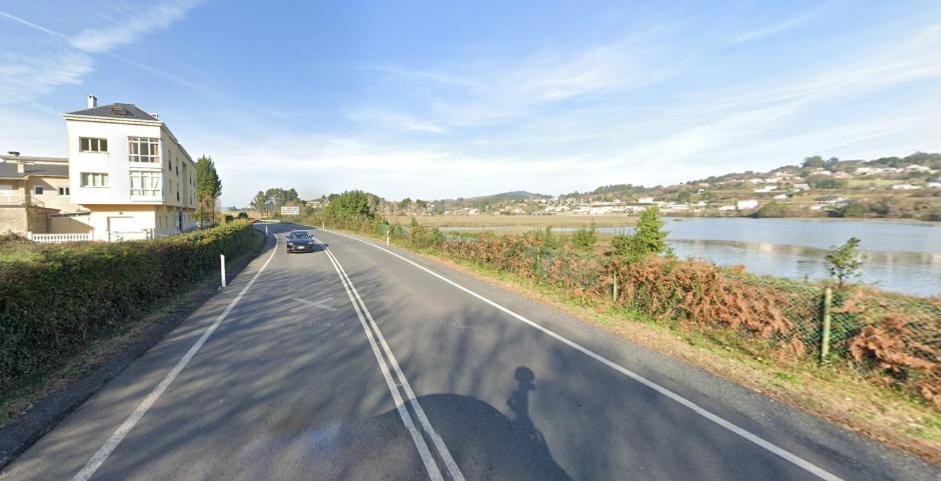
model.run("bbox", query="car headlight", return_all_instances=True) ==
[287,242,294,247]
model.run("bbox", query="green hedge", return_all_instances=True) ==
[0,221,261,384]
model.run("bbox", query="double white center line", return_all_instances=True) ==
[313,235,465,481]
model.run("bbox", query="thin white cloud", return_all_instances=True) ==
[0,49,92,103]
[726,10,820,46]
[374,28,682,127]
[0,2,208,104]
[347,109,444,133]
[68,0,206,53]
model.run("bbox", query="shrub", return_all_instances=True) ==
[571,224,597,252]
[825,237,863,288]
[0,221,260,384]
[237,212,249,219]
[612,206,671,261]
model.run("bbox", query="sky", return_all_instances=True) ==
[1,1,940,207]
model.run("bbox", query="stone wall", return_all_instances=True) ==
[0,207,28,234]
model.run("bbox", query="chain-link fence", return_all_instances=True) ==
[328,220,941,407]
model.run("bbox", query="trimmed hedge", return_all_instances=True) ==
[0,221,260,384]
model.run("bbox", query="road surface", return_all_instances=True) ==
[2,224,938,481]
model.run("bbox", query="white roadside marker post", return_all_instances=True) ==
[265,225,269,237]
[220,254,227,288]
[386,229,390,246]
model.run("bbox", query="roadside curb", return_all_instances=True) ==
[0,230,273,469]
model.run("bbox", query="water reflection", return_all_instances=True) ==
[670,239,941,297]
[443,218,941,296]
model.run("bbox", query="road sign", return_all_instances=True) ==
[281,205,300,216]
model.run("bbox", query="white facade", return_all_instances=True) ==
[736,199,759,210]
[63,100,197,240]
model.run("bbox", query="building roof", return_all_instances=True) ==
[0,155,69,179]
[65,103,159,122]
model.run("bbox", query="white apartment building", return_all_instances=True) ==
[64,96,197,240]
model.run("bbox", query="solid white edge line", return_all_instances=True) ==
[322,228,846,481]
[312,236,445,481]
[72,231,280,481]
[324,244,465,481]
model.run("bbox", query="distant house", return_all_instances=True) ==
[736,199,758,210]
[927,181,941,188]
[0,153,82,234]
[904,165,933,173]
[753,185,776,193]
[773,193,790,200]
[718,205,736,211]
[891,184,921,190]
[792,183,811,191]
[637,196,655,204]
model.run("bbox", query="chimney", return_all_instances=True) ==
[149,112,159,120]
[87,94,97,109]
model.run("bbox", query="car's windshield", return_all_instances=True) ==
[289,231,310,239]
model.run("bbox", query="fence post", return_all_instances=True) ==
[820,287,832,362]
[612,270,618,303]
[220,254,227,288]
[26,231,32,241]
[386,229,390,246]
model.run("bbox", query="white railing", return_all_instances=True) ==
[27,232,92,243]
[0,191,24,205]
[108,230,154,242]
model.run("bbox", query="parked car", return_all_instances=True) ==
[285,230,315,253]
[248,217,258,223]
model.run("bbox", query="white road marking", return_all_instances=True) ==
[289,296,338,312]
[324,245,465,481]
[311,236,447,481]
[72,232,280,481]
[323,229,846,481]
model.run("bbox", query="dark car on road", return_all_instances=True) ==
[285,230,315,253]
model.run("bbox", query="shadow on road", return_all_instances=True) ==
[234,366,572,481]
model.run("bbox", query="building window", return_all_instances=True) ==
[79,137,108,152]
[34,186,43,195]
[128,137,160,163]
[129,171,162,197]
[81,172,109,187]
[58,187,70,195]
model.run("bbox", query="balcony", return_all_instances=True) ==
[0,191,24,205]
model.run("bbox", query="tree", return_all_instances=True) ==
[324,190,377,225]
[612,206,671,261]
[398,198,413,214]
[250,191,267,216]
[825,237,863,288]
[571,223,597,252]
[195,155,222,222]
[802,155,825,169]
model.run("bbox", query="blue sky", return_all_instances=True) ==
[1,1,940,206]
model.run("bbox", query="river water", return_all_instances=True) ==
[445,218,941,297]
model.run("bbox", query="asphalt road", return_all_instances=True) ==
[2,223,939,481]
